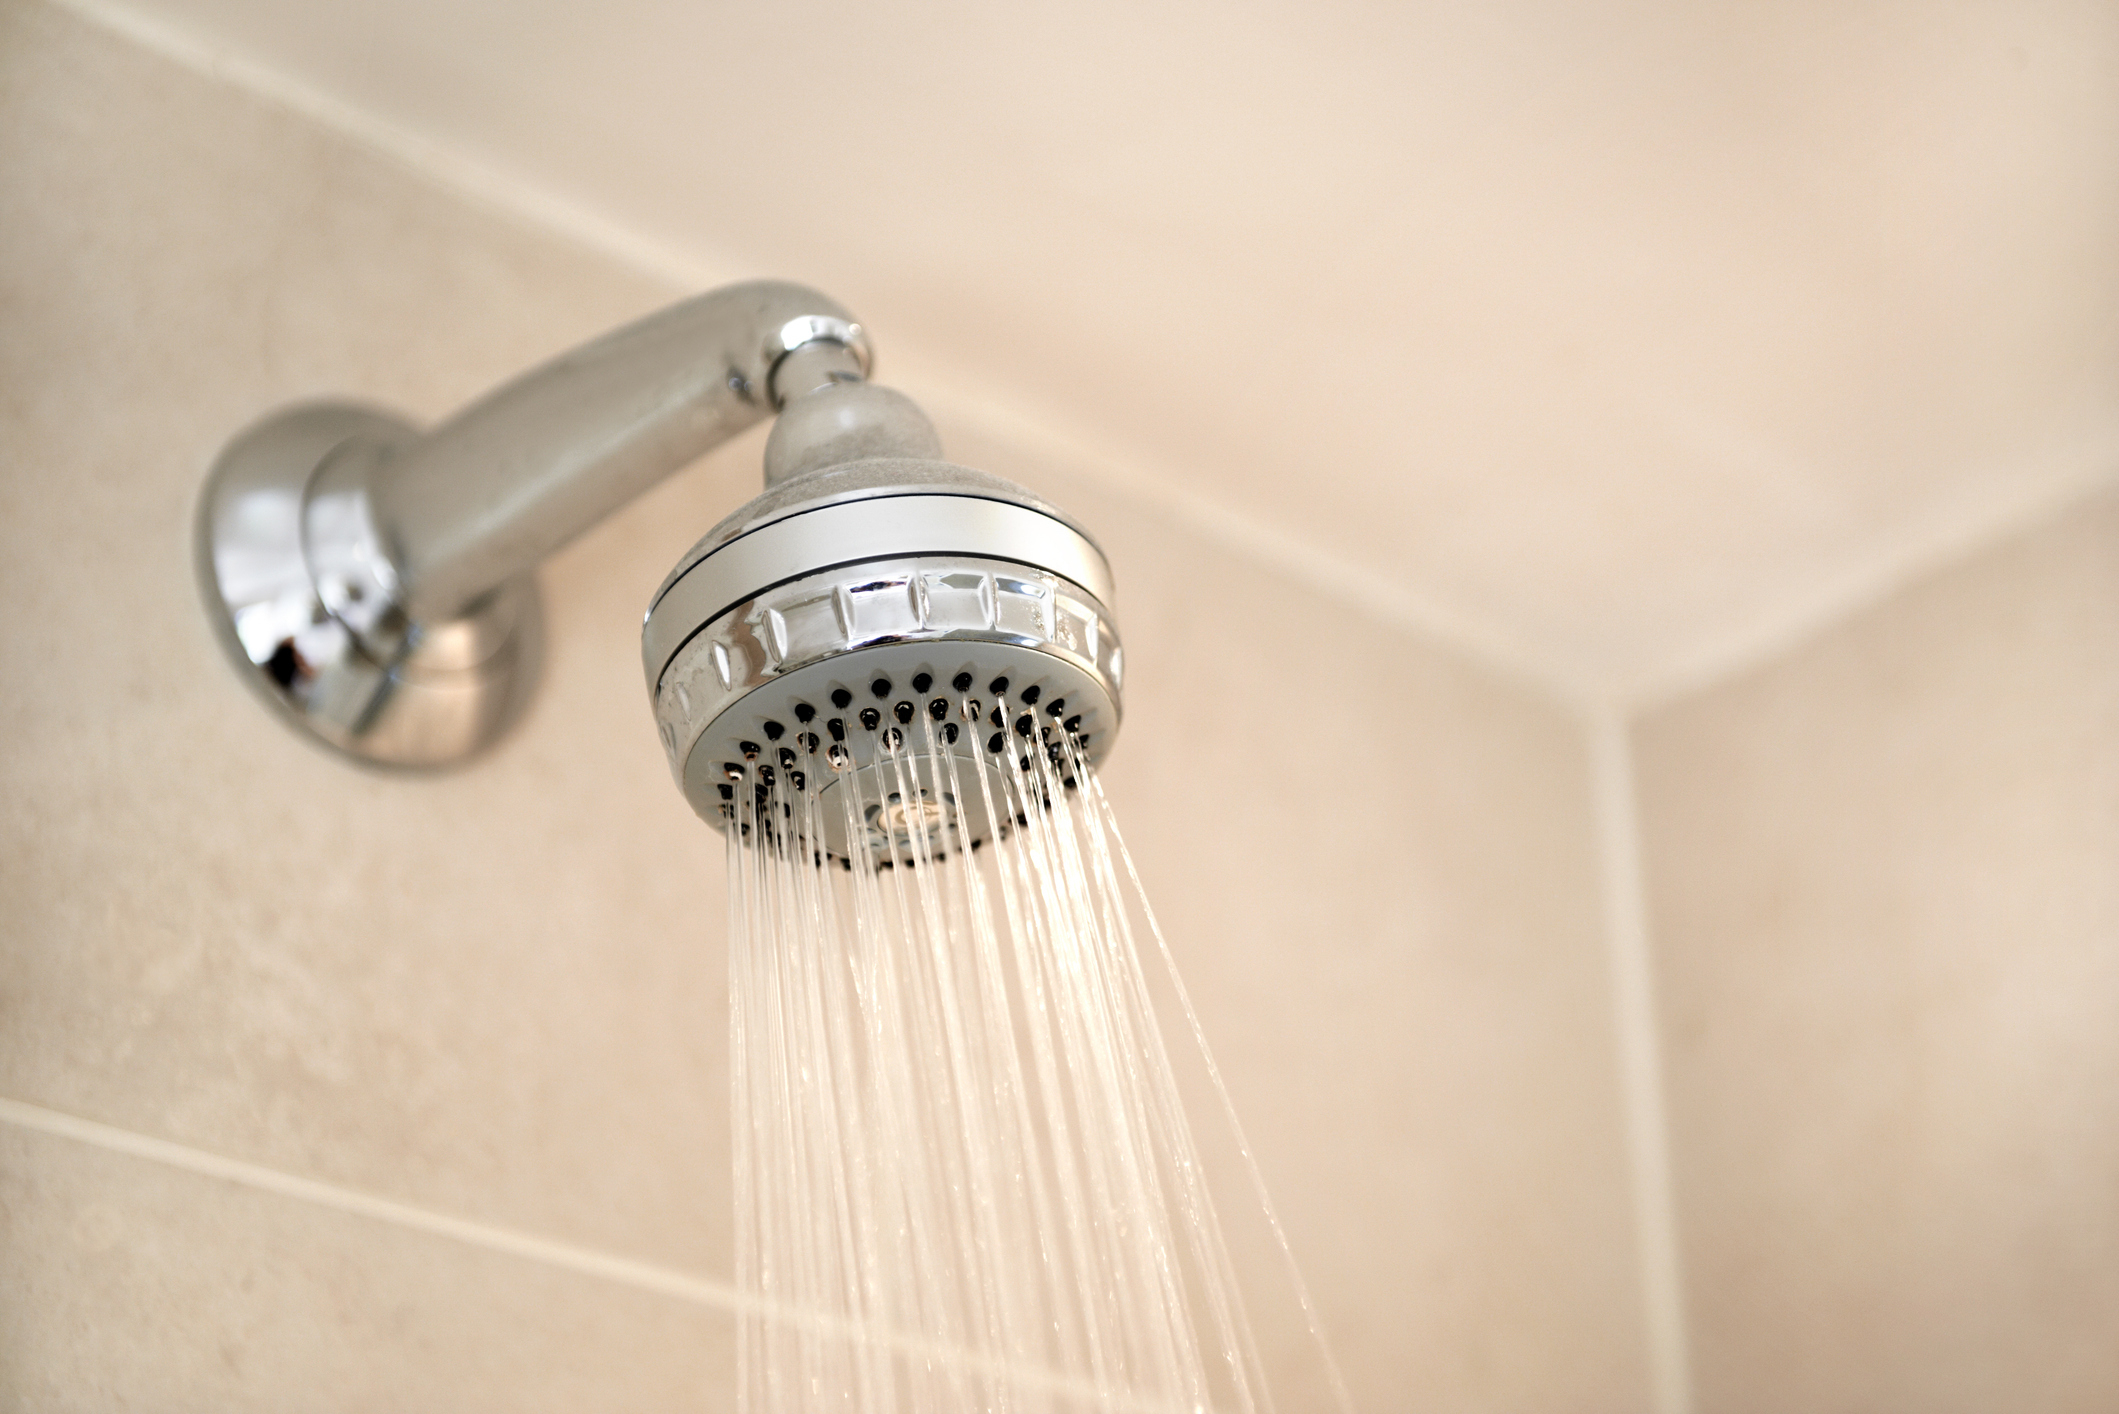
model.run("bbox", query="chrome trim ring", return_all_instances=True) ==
[651,554,1122,833]
[641,494,1116,692]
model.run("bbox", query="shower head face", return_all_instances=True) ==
[642,459,1123,857]
[676,632,1117,858]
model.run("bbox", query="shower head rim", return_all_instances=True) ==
[642,488,1116,695]
[652,550,1121,832]
[647,455,1107,609]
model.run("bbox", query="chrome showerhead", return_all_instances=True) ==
[193,280,1123,848]
[642,380,1123,858]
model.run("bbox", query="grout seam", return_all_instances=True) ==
[0,1096,747,1313]
[1621,454,2119,711]
[1585,710,1693,1414]
[36,0,726,297]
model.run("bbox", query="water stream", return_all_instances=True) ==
[724,705,1348,1413]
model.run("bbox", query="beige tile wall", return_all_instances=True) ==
[0,1124,737,1412]
[1636,490,2119,1413]
[0,4,1651,1409]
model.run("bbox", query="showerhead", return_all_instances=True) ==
[642,379,1124,859]
[193,280,1123,848]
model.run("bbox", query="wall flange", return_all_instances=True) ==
[195,402,540,768]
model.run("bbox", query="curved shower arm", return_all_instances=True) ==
[344,280,872,627]
[196,276,956,771]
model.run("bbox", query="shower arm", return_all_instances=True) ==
[196,279,937,769]
[319,281,873,642]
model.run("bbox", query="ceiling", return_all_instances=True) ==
[96,0,2119,699]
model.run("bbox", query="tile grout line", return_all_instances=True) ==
[1585,709,1693,1414]
[1619,455,2119,712]
[37,0,725,298]
[0,1094,1319,1400]
[0,1096,747,1315]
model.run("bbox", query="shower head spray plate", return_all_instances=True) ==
[644,474,1123,853]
